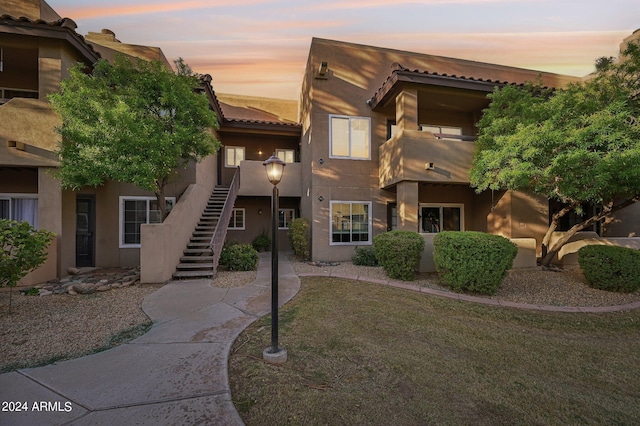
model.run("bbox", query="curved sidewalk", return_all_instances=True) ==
[299,270,640,313]
[0,252,300,425]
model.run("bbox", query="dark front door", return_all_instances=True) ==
[76,196,95,267]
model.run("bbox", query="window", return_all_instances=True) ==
[330,201,372,245]
[228,208,245,230]
[420,204,463,233]
[225,146,245,167]
[120,196,175,247]
[0,195,38,227]
[276,149,295,163]
[279,209,295,229]
[330,115,371,160]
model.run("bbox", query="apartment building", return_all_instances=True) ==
[2,0,638,285]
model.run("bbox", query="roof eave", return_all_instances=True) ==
[368,71,508,111]
[0,16,101,64]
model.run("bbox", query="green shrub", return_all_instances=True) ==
[352,246,378,266]
[252,230,271,252]
[578,245,640,293]
[219,240,239,268]
[373,231,424,281]
[288,218,310,260]
[1,219,55,313]
[220,243,259,271]
[433,231,517,295]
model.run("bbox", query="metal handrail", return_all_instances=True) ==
[209,167,240,274]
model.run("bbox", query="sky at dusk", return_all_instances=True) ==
[47,0,640,100]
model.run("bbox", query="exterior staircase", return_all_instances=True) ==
[172,186,230,279]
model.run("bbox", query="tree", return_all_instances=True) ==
[49,56,220,219]
[471,41,640,267]
[0,219,55,313]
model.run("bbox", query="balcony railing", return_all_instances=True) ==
[379,129,475,188]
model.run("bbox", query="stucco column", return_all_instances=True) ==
[397,181,419,231]
[38,167,62,279]
[396,89,418,132]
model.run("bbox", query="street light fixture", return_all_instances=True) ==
[262,153,287,364]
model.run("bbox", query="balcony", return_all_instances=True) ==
[379,129,475,189]
[237,160,302,197]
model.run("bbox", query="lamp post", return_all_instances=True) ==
[262,153,287,364]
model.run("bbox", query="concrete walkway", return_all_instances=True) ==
[0,253,300,425]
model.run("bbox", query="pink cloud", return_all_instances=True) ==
[56,0,271,20]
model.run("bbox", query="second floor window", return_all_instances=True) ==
[330,115,370,160]
[225,146,245,167]
[276,149,295,163]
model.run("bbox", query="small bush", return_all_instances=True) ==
[433,231,517,295]
[252,231,271,252]
[219,240,239,268]
[288,218,310,260]
[220,243,259,271]
[373,231,424,280]
[352,246,378,266]
[578,245,640,293]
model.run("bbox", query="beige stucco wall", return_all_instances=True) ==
[380,130,475,188]
[140,154,217,283]
[604,203,640,237]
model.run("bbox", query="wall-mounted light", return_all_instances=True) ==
[425,162,434,170]
[258,209,263,215]
[318,196,324,202]
[318,158,324,165]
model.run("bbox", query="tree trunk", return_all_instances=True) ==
[540,197,639,267]
[155,176,169,221]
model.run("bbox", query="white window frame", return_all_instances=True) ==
[0,193,39,228]
[278,208,295,230]
[119,196,175,248]
[330,201,372,245]
[329,115,371,160]
[228,208,245,230]
[419,203,464,233]
[276,149,295,163]
[225,146,245,167]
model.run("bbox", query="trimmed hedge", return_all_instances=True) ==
[220,243,259,271]
[288,218,310,260]
[373,231,424,281]
[578,245,640,293]
[352,246,378,266]
[433,231,517,295]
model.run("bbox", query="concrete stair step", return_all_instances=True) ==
[183,248,212,255]
[176,263,214,270]
[187,243,210,249]
[173,270,215,279]
[180,256,214,262]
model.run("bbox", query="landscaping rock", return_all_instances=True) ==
[22,267,143,298]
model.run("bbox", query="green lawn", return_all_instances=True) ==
[229,277,640,425]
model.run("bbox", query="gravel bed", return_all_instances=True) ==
[0,284,161,373]
[213,270,257,288]
[291,260,640,308]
